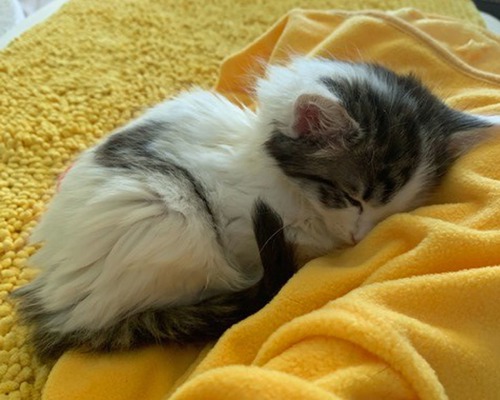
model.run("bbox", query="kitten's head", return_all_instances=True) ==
[256,58,496,246]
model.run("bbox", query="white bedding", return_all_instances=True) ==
[0,0,66,49]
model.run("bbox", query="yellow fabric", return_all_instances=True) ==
[0,0,497,399]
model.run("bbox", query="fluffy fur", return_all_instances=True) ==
[13,58,498,360]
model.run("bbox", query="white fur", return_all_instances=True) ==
[256,59,342,139]
[477,115,500,125]
[32,88,346,332]
[32,151,250,329]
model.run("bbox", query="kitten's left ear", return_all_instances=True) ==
[292,94,359,143]
[448,115,500,157]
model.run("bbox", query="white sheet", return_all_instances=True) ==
[0,0,66,49]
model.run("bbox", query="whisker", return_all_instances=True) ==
[258,223,291,255]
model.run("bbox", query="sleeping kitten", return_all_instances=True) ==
[13,57,498,361]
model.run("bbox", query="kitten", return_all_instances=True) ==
[13,57,498,361]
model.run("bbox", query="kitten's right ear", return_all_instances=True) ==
[292,94,359,145]
[448,115,500,157]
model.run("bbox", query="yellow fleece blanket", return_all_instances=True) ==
[1,1,499,399]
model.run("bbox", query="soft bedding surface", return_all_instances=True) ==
[0,1,498,399]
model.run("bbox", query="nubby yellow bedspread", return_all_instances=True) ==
[1,1,499,400]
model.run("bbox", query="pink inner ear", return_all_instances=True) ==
[292,94,359,141]
[293,102,322,136]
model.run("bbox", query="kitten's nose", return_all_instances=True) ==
[352,222,374,245]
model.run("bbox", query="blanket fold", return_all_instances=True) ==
[1,1,499,399]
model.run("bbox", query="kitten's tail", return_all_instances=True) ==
[19,200,296,361]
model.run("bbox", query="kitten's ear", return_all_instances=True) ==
[448,116,500,157]
[293,94,359,141]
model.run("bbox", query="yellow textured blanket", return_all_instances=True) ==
[1,1,499,399]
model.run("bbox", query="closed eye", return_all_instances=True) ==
[289,172,336,189]
[344,193,363,211]
[289,173,361,210]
